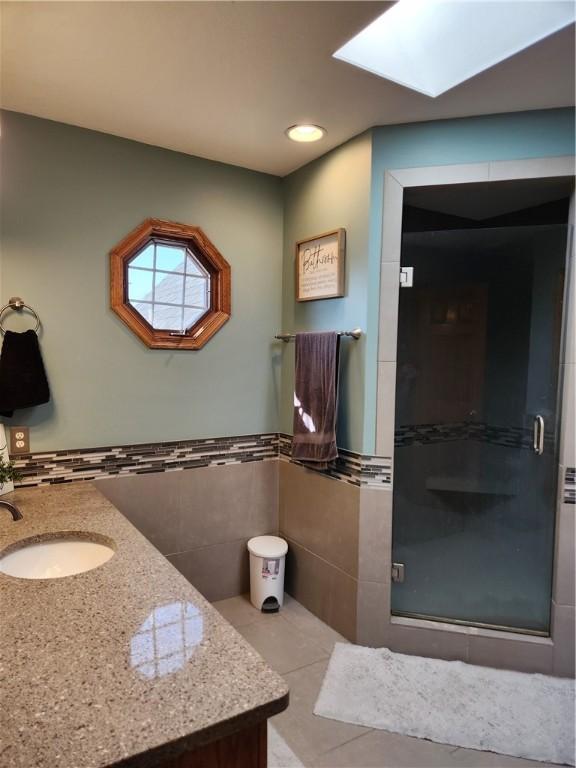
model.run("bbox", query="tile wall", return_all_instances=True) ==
[97,460,278,602]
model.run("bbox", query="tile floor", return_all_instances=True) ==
[213,594,561,768]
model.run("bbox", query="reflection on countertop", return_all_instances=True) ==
[131,600,204,680]
[0,482,288,768]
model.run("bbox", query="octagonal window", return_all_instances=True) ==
[110,219,231,349]
[127,241,211,333]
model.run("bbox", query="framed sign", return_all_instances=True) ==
[296,228,345,302]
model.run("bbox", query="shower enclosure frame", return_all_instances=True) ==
[373,156,575,675]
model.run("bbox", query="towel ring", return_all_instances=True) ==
[0,297,41,335]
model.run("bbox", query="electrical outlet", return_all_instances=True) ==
[9,426,30,454]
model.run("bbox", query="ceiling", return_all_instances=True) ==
[1,1,574,177]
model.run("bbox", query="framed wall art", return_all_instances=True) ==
[295,228,345,301]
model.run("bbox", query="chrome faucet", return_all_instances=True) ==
[0,500,23,521]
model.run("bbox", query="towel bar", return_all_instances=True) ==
[274,328,362,342]
[0,297,41,335]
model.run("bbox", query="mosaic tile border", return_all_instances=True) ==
[565,467,575,505]
[12,434,279,488]
[395,422,553,450]
[278,434,392,488]
[9,429,565,495]
[11,432,392,490]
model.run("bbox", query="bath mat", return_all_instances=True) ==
[268,723,305,768]
[314,643,575,766]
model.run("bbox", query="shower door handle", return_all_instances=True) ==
[533,415,545,455]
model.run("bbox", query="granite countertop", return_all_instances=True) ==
[0,483,289,768]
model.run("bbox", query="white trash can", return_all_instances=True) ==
[247,535,288,613]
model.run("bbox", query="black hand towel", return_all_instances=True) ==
[292,331,340,469]
[0,330,50,417]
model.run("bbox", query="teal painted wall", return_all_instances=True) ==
[0,111,283,451]
[364,108,576,453]
[280,132,372,452]
[2,109,572,455]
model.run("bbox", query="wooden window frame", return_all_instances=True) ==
[110,219,231,350]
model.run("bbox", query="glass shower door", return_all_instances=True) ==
[391,223,567,634]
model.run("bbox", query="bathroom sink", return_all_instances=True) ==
[0,533,115,579]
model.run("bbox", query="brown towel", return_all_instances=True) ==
[292,332,340,469]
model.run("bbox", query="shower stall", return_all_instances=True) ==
[390,177,572,635]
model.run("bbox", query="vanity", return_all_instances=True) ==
[0,483,289,768]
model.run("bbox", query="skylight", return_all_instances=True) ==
[333,0,575,98]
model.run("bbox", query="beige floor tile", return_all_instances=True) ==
[310,734,563,768]
[238,615,329,674]
[273,660,371,762]
[449,747,560,768]
[311,737,564,768]
[213,594,267,627]
[282,594,349,653]
[213,593,347,652]
[310,728,456,767]
[217,596,562,768]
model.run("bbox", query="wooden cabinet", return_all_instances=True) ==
[160,720,267,768]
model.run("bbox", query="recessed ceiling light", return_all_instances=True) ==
[333,0,575,98]
[285,125,326,143]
